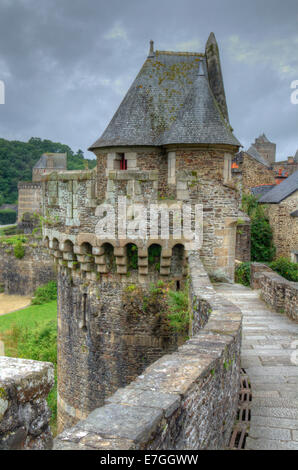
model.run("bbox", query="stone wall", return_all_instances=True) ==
[17,182,41,223]
[263,192,298,260]
[43,148,239,281]
[0,357,54,450]
[235,214,251,262]
[56,269,180,432]
[250,263,298,322]
[233,153,276,195]
[0,238,55,295]
[54,254,242,450]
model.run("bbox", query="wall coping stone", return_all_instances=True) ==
[250,262,298,322]
[0,357,54,450]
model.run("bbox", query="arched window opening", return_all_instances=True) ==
[64,239,74,252]
[80,242,92,255]
[126,243,138,271]
[52,238,59,250]
[102,243,116,273]
[148,244,162,273]
[63,239,77,266]
[80,242,94,263]
[170,244,185,277]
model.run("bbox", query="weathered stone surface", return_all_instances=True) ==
[106,388,180,418]
[250,263,298,322]
[77,404,163,442]
[0,237,55,296]
[216,282,298,450]
[0,357,54,450]
[55,255,241,450]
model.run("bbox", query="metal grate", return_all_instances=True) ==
[228,368,252,450]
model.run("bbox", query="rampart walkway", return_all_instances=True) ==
[215,283,298,450]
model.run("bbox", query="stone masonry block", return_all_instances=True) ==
[138,258,148,267]
[114,248,125,256]
[161,249,172,258]
[97,265,108,274]
[117,265,127,274]
[92,246,104,256]
[138,266,148,275]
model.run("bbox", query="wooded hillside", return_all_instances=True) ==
[0,137,96,204]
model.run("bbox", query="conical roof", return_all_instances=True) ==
[162,60,240,146]
[89,48,240,150]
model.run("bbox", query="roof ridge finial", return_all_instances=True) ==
[148,40,155,58]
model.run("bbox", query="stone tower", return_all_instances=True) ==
[42,34,241,431]
[253,134,276,165]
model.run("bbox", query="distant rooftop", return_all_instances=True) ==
[258,170,298,203]
[251,184,276,198]
[246,145,271,167]
[34,153,67,170]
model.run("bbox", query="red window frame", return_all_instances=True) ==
[120,154,127,170]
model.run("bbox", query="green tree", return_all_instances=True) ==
[241,194,276,262]
[0,137,96,204]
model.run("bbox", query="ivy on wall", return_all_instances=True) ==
[241,194,276,262]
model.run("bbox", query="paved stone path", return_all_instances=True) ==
[215,283,298,450]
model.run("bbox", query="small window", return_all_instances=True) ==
[119,153,127,170]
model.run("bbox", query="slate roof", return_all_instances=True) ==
[290,209,298,217]
[246,145,270,167]
[250,184,276,198]
[34,153,67,169]
[89,51,240,149]
[258,170,298,203]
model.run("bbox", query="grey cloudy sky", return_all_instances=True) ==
[0,0,297,160]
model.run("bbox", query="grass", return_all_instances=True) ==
[0,234,28,246]
[0,300,57,435]
[167,284,190,335]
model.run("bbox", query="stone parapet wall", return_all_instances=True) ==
[0,238,55,295]
[0,357,54,450]
[54,254,242,450]
[250,262,273,289]
[250,263,298,322]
